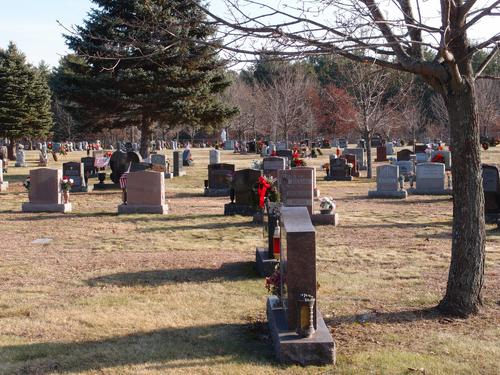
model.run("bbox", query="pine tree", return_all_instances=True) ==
[0,43,53,158]
[53,0,236,157]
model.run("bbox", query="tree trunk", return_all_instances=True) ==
[438,79,485,317]
[139,116,152,159]
[8,138,16,161]
[364,130,373,179]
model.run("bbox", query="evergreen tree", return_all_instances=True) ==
[0,43,52,159]
[53,0,236,157]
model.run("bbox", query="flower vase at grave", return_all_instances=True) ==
[98,172,106,184]
[63,190,69,204]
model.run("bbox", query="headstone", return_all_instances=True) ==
[266,206,335,365]
[118,170,168,214]
[81,157,97,178]
[109,151,129,184]
[394,160,414,180]
[327,156,352,181]
[397,149,412,161]
[295,166,319,198]
[344,154,359,177]
[263,156,286,179]
[0,160,8,191]
[375,146,388,162]
[209,149,221,164]
[208,163,235,190]
[338,139,347,148]
[369,165,407,198]
[343,148,366,170]
[276,150,293,167]
[173,151,185,177]
[15,146,27,167]
[22,168,71,212]
[225,140,235,151]
[278,168,314,215]
[183,148,193,166]
[151,154,170,177]
[416,152,429,163]
[233,169,261,205]
[386,143,395,155]
[276,142,287,151]
[412,162,449,194]
[430,150,452,170]
[414,144,427,153]
[482,164,500,221]
[62,162,90,192]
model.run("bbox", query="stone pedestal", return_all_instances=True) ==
[255,247,278,277]
[266,296,335,366]
[311,212,339,226]
[22,203,72,213]
[223,203,259,216]
[368,189,408,199]
[93,183,121,190]
[204,188,231,197]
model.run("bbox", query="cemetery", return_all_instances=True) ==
[1,1,499,372]
[0,145,499,374]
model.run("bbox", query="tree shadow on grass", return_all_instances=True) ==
[340,220,452,230]
[121,213,222,223]
[172,191,206,198]
[0,323,273,374]
[86,261,259,287]
[142,220,257,232]
[326,307,443,326]
[366,197,453,205]
[5,211,116,221]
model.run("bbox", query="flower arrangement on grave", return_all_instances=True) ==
[23,176,30,190]
[250,160,262,170]
[60,176,74,191]
[105,151,113,158]
[291,151,307,167]
[265,264,285,299]
[431,153,445,164]
[319,196,336,214]
[252,176,280,209]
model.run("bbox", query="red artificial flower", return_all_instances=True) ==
[257,176,271,209]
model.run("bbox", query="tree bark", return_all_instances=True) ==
[364,130,373,179]
[438,79,485,317]
[139,115,152,159]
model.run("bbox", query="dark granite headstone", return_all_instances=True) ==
[81,157,96,178]
[327,156,352,181]
[208,163,235,189]
[182,149,193,166]
[344,154,359,177]
[109,151,129,184]
[397,149,412,161]
[414,144,427,153]
[63,162,86,192]
[173,151,184,177]
[482,164,500,218]
[375,146,388,162]
[232,169,261,205]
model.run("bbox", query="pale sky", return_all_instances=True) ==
[0,1,497,67]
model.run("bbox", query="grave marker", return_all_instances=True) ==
[22,168,71,212]
[118,170,168,214]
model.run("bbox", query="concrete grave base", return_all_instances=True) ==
[118,204,168,215]
[174,171,186,177]
[224,203,259,216]
[324,175,353,181]
[311,212,339,226]
[267,296,335,366]
[407,188,452,196]
[15,163,27,167]
[93,183,121,190]
[204,188,231,197]
[22,202,72,213]
[255,247,278,277]
[0,182,8,191]
[368,190,408,199]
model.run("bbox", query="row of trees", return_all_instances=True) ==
[0,43,53,158]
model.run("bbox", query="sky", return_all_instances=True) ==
[0,1,496,68]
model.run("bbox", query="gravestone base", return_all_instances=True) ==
[324,175,353,181]
[15,162,27,167]
[255,247,278,277]
[0,182,8,192]
[22,202,72,213]
[71,185,93,193]
[267,296,335,366]
[368,190,408,199]
[174,171,186,177]
[224,203,258,216]
[485,213,500,224]
[164,172,174,179]
[407,188,452,196]
[92,183,121,190]
[204,187,231,197]
[311,212,339,226]
[118,204,168,215]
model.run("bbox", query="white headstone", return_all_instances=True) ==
[210,149,221,164]
[416,163,445,192]
[386,143,395,155]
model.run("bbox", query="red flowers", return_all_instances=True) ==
[257,176,271,209]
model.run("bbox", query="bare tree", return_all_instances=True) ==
[198,0,500,316]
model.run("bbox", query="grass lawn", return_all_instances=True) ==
[0,146,498,374]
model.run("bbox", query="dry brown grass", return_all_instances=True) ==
[0,146,498,375]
